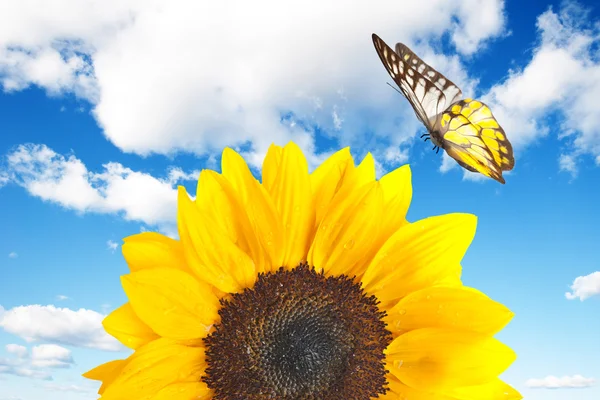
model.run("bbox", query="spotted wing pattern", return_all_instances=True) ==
[394,42,462,115]
[372,33,448,131]
[372,33,515,184]
[438,99,515,184]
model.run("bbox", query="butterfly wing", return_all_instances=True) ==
[373,34,515,184]
[455,99,514,172]
[438,99,515,184]
[372,34,448,131]
[394,42,462,114]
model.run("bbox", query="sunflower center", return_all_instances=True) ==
[203,263,392,399]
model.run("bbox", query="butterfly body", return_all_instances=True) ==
[372,34,514,184]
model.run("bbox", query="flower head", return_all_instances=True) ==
[85,143,521,399]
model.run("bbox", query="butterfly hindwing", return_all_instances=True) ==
[452,99,515,172]
[372,34,447,131]
[438,100,513,183]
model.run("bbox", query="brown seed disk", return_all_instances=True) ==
[203,263,392,400]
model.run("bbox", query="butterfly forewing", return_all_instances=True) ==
[372,34,447,131]
[394,43,463,112]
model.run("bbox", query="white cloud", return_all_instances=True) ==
[483,2,600,173]
[106,239,119,252]
[55,295,69,301]
[166,167,200,185]
[0,0,506,170]
[1,143,201,234]
[0,172,8,187]
[559,153,578,177]
[1,345,62,380]
[0,304,121,351]
[439,152,458,174]
[0,367,51,380]
[526,375,596,389]
[565,271,600,301]
[5,344,27,358]
[7,252,17,259]
[43,383,92,393]
[30,344,74,368]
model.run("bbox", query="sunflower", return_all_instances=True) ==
[84,143,521,400]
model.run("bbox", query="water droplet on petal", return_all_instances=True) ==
[344,239,355,249]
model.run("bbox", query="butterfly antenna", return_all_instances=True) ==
[386,82,403,95]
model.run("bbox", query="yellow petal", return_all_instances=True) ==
[121,268,219,340]
[386,286,514,336]
[262,143,283,192]
[338,152,376,192]
[152,382,212,400]
[83,359,127,394]
[100,338,205,400]
[83,359,126,381]
[122,232,188,273]
[221,147,284,271]
[310,147,354,228]
[196,170,267,274]
[383,374,455,399]
[178,186,256,292]
[378,165,412,239]
[353,165,413,278]
[362,213,476,306]
[442,378,523,400]
[386,328,517,390]
[102,303,159,349]
[263,142,315,267]
[308,181,383,277]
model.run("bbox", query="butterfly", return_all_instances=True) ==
[372,33,514,184]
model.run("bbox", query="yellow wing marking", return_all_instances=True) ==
[477,119,499,129]
[441,113,451,128]
[440,99,515,183]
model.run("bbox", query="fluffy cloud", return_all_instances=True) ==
[0,0,506,169]
[55,295,70,301]
[1,144,200,234]
[526,375,596,389]
[483,2,600,174]
[107,239,119,252]
[565,271,600,301]
[0,367,51,380]
[43,383,92,393]
[0,304,121,351]
[559,153,578,178]
[0,344,72,380]
[30,344,74,368]
[7,252,17,259]
[5,344,27,358]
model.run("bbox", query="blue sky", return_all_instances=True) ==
[1,0,600,399]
